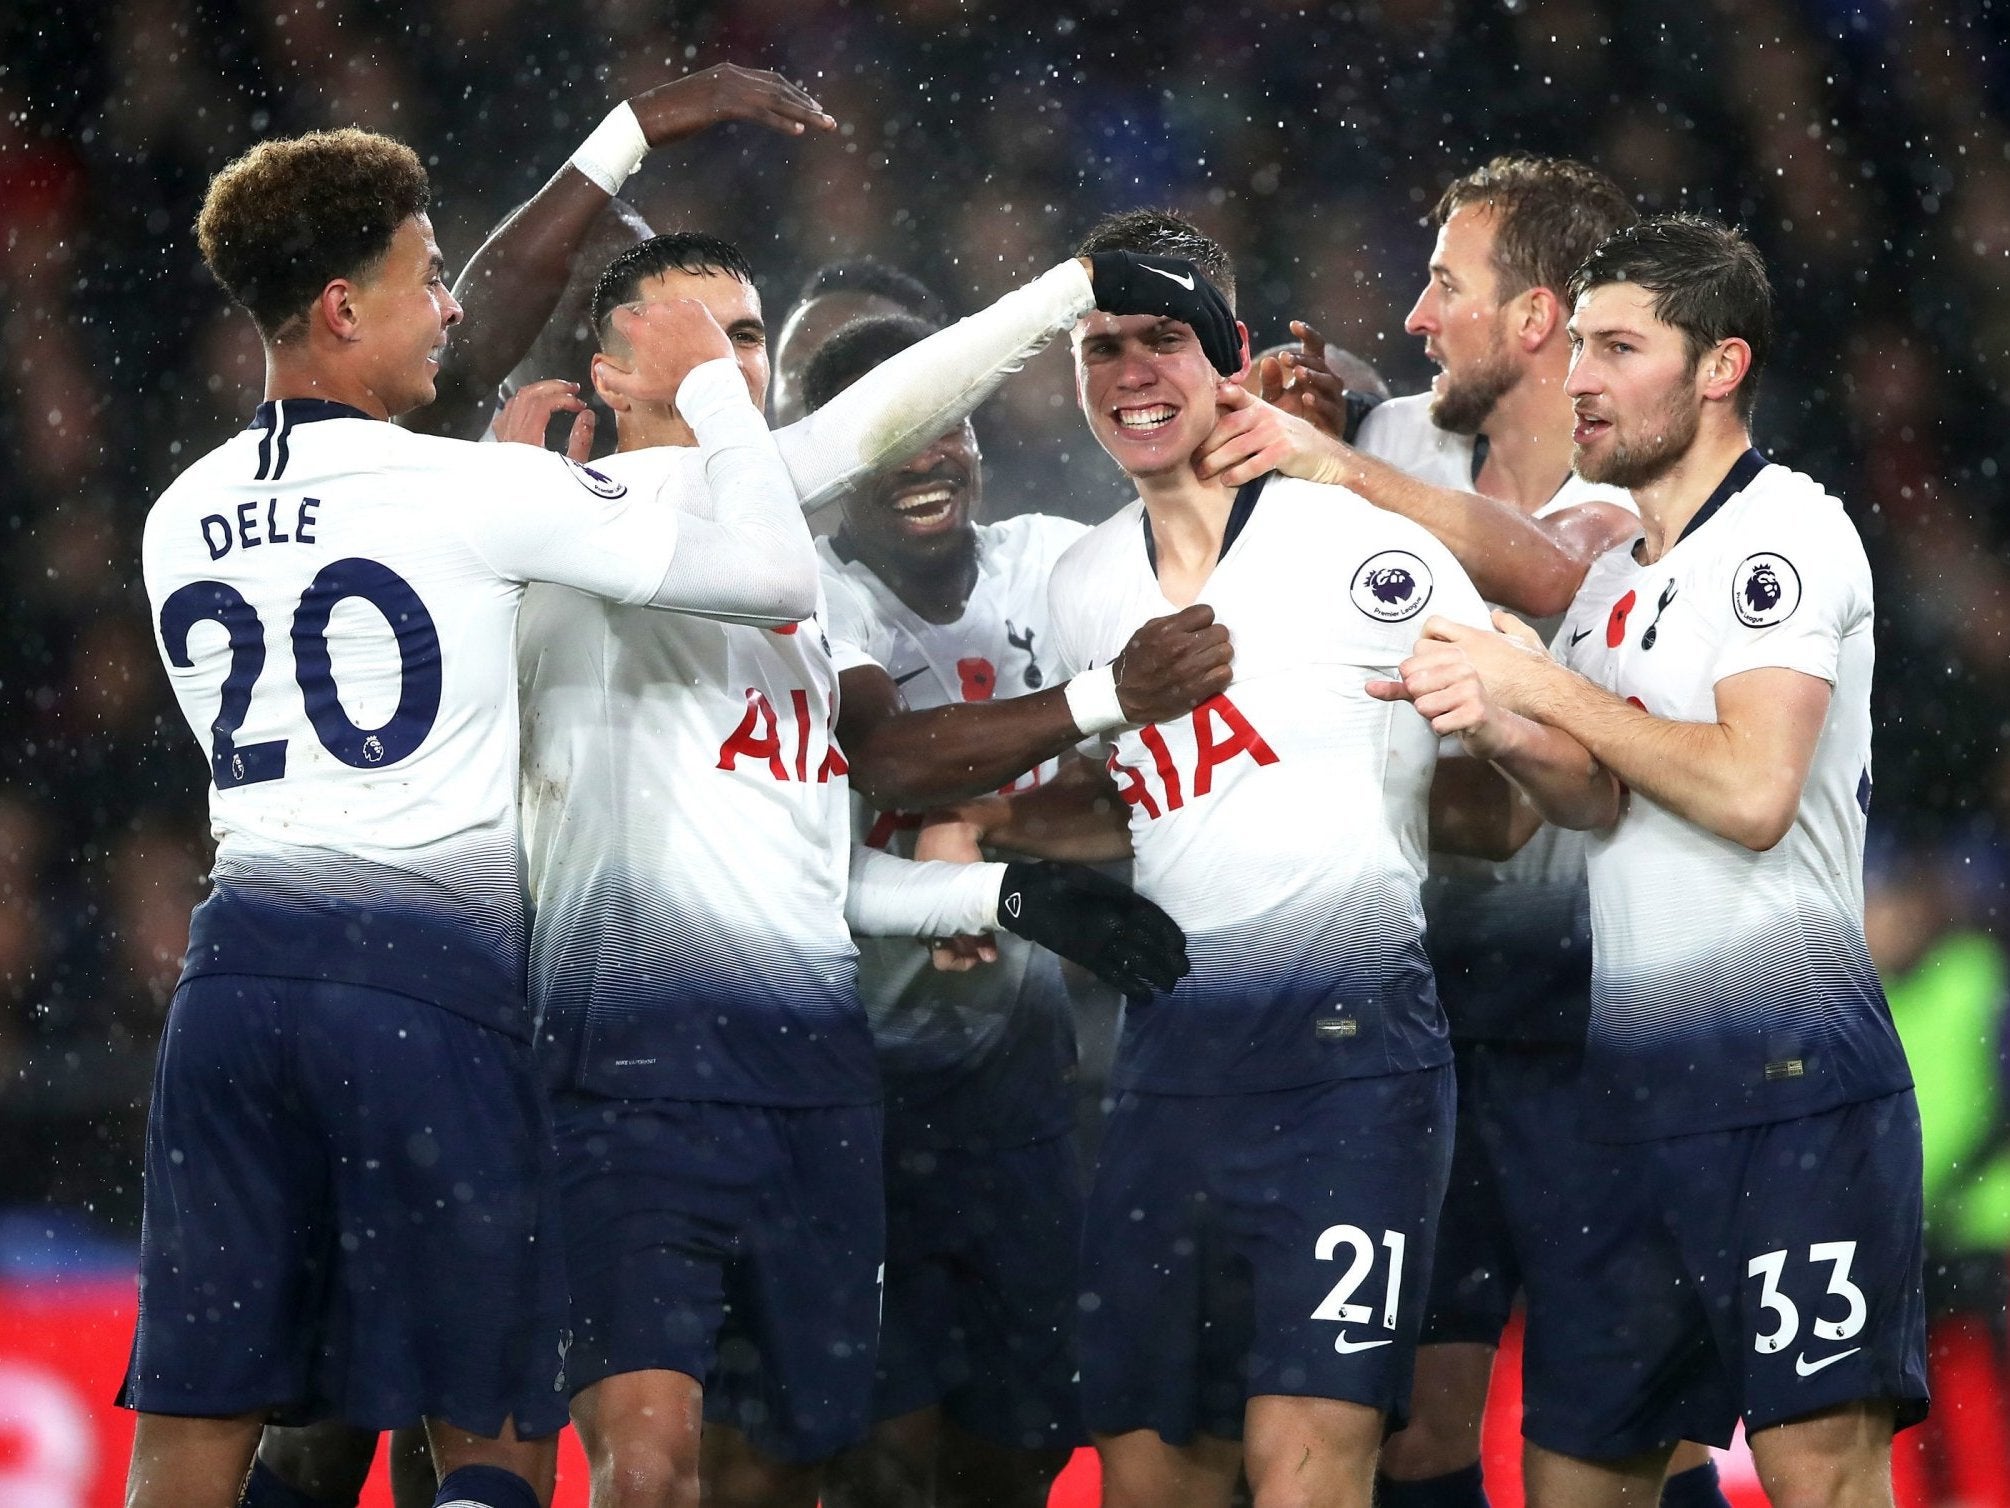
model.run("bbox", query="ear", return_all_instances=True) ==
[1516,285,1561,351]
[316,278,362,342]
[1230,320,1253,383]
[590,351,632,413]
[1698,337,1752,406]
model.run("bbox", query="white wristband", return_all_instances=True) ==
[1064,662,1130,736]
[569,101,649,196]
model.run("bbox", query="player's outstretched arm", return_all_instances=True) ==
[845,845,1187,1001]
[776,253,1237,512]
[1450,611,1831,851]
[838,604,1232,809]
[406,64,833,439]
[1195,386,1635,619]
[1368,612,1621,834]
[922,756,1135,866]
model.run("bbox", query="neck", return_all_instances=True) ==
[841,527,979,624]
[1473,358,1574,510]
[1138,464,1236,581]
[1633,420,1755,563]
[263,344,391,420]
[617,403,697,451]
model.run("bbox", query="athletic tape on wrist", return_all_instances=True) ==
[569,102,648,195]
[1064,662,1130,735]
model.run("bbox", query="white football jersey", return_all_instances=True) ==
[1357,391,1638,1041]
[1556,451,1909,1140]
[819,514,1087,1146]
[1048,474,1491,1096]
[143,398,688,1036]
[521,446,881,1107]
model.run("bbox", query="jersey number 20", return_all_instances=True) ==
[159,560,441,788]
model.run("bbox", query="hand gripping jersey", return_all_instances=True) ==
[1355,392,1638,1042]
[1556,451,1911,1140]
[1047,474,1491,1095]
[141,389,768,1038]
[819,514,1089,1147]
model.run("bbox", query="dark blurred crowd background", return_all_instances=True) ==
[1,0,2006,1289]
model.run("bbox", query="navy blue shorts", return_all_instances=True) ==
[119,975,571,1436]
[1531,1090,1929,1459]
[552,1094,883,1464]
[1419,1042,1522,1346]
[874,1128,1085,1451]
[1079,1068,1454,1444]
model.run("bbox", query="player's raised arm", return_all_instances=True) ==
[407,64,833,439]
[774,252,1237,513]
[470,298,818,625]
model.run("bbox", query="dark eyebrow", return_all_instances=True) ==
[427,252,447,278]
[728,317,766,337]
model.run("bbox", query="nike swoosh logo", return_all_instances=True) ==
[1794,1347,1861,1377]
[1569,628,1593,645]
[1332,1331,1395,1355]
[1142,264,1196,290]
[893,666,930,686]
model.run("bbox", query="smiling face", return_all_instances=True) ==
[1404,204,1520,436]
[1565,280,1703,490]
[1072,310,1226,481]
[840,419,981,571]
[349,214,461,417]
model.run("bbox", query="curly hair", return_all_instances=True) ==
[196,128,430,339]
[1075,208,1236,308]
[1433,154,1637,302]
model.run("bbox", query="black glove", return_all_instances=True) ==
[997,860,1189,1003]
[1087,251,1242,377]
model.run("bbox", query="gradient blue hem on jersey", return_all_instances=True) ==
[532,879,877,1107]
[182,881,528,1039]
[1583,923,1913,1142]
[1422,873,1591,1045]
[876,996,1078,1150]
[1110,923,1451,1097]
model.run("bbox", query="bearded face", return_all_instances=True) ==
[1429,313,1519,437]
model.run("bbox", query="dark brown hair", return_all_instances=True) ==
[1568,214,1774,420]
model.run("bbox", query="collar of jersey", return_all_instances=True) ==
[1142,470,1270,575]
[1675,447,1769,546]
[247,398,376,430]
